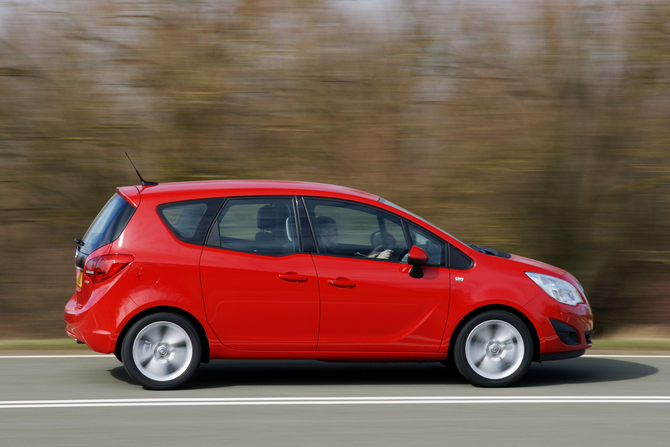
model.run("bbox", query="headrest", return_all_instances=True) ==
[257,205,278,231]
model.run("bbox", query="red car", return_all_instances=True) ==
[65,180,593,389]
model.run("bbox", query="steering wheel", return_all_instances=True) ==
[370,231,396,249]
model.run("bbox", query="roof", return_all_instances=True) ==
[122,180,381,203]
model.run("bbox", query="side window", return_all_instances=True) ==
[449,244,473,269]
[407,223,444,267]
[210,197,298,256]
[304,198,408,262]
[157,198,224,245]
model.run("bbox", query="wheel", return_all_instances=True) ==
[121,312,201,390]
[453,311,533,387]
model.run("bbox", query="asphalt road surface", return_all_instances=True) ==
[1,351,669,446]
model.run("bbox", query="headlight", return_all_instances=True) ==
[525,272,585,306]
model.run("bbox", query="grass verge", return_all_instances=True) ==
[591,338,670,351]
[0,338,92,351]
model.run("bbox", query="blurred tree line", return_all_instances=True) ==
[0,0,669,338]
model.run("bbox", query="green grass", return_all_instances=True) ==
[0,338,92,351]
[591,338,670,351]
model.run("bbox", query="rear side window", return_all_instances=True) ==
[157,199,224,245]
[207,197,299,256]
[81,194,136,255]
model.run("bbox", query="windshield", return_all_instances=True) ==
[377,198,467,246]
[81,194,136,255]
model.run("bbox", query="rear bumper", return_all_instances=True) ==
[64,291,133,354]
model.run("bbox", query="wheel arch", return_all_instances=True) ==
[114,306,210,364]
[447,304,541,364]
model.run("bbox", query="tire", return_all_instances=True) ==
[121,312,201,390]
[454,311,533,387]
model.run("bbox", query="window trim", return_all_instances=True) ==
[184,193,474,268]
[302,196,473,269]
[297,197,318,253]
[204,197,228,247]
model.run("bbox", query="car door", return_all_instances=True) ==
[304,198,451,352]
[200,197,320,351]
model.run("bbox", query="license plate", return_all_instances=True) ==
[76,269,83,288]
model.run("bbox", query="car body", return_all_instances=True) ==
[65,180,593,389]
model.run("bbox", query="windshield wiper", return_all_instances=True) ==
[468,243,500,256]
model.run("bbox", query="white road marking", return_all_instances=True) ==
[1,396,670,409]
[0,355,115,359]
[583,354,670,358]
[1,354,669,359]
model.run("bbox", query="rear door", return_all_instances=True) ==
[200,197,320,351]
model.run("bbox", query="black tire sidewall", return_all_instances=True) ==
[454,310,533,387]
[121,312,201,390]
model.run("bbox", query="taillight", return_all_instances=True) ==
[85,254,134,284]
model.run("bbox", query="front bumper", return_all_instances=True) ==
[523,293,594,359]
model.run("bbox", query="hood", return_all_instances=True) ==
[507,254,567,277]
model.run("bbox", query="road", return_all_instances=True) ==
[1,351,669,446]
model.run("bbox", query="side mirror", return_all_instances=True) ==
[408,246,429,279]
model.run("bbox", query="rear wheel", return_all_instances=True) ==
[454,311,533,387]
[121,312,201,390]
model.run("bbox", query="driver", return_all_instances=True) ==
[316,216,394,259]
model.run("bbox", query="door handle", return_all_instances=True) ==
[327,277,356,288]
[279,272,308,282]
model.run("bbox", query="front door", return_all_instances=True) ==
[305,198,451,352]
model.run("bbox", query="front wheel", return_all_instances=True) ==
[121,312,201,390]
[454,311,533,387]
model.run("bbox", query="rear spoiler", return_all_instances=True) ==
[116,186,141,208]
